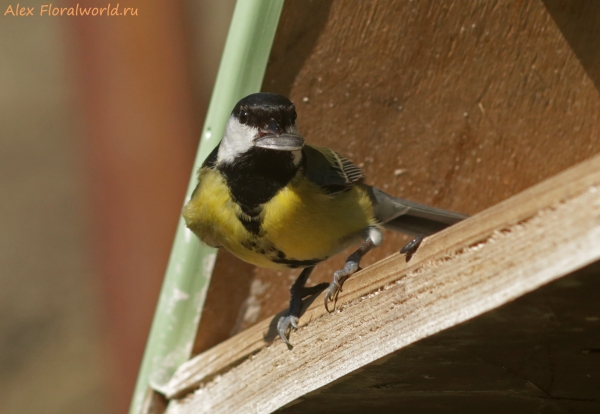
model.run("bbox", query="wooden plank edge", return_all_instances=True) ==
[163,151,600,401]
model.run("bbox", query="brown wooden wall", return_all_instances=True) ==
[193,0,600,354]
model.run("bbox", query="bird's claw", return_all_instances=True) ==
[400,234,425,261]
[277,314,299,346]
[324,279,342,313]
[324,260,359,313]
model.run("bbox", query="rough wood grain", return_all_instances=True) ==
[163,151,600,413]
[277,263,600,413]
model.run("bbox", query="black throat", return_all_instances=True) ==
[218,147,299,214]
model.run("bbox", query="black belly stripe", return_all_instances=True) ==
[238,213,262,235]
[241,239,257,249]
[237,203,264,235]
[239,203,262,217]
[241,238,274,256]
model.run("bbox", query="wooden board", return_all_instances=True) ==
[193,0,600,353]
[163,149,600,413]
[276,262,600,413]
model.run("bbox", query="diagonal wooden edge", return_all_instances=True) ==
[162,151,600,405]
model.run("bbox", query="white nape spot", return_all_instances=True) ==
[217,115,257,163]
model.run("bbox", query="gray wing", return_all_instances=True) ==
[302,145,365,195]
[368,187,468,236]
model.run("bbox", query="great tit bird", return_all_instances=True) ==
[183,93,467,346]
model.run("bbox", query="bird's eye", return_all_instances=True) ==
[239,110,248,124]
[292,109,297,123]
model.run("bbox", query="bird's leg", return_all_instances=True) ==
[324,227,383,313]
[400,233,425,261]
[277,266,328,346]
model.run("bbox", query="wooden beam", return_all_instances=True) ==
[163,152,600,413]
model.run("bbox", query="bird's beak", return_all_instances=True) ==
[253,133,305,151]
[253,121,304,151]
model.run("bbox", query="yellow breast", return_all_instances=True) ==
[183,168,376,269]
[261,175,375,261]
[182,168,270,267]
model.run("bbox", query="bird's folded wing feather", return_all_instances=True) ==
[302,145,365,195]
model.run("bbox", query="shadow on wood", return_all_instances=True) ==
[264,0,335,96]
[543,0,600,92]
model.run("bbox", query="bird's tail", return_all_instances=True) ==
[367,186,468,236]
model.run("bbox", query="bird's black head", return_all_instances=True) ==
[232,92,297,133]
[218,93,305,162]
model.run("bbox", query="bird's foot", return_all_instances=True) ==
[277,314,299,347]
[400,234,425,261]
[324,259,359,313]
[278,281,328,346]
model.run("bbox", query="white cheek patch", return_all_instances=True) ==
[217,116,257,163]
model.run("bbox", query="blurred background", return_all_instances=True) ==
[0,0,235,412]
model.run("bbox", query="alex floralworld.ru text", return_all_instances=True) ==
[4,3,138,16]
